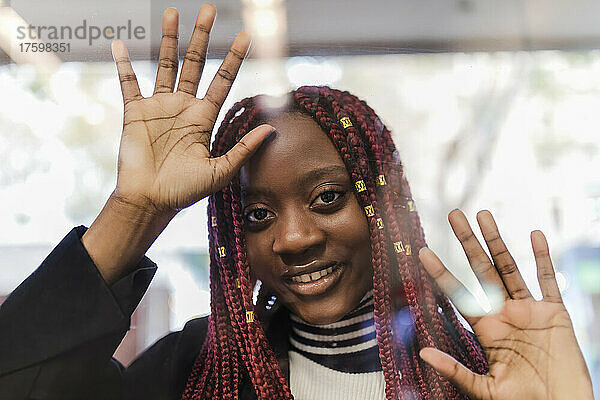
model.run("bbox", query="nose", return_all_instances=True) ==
[272,209,325,259]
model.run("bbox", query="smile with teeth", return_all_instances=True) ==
[291,266,334,283]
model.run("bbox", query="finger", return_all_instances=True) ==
[531,230,562,303]
[111,40,142,106]
[419,248,482,326]
[154,8,179,94]
[477,210,532,300]
[177,4,216,95]
[209,124,275,189]
[420,347,489,400]
[449,209,507,298]
[203,31,250,113]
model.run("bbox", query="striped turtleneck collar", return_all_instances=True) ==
[288,290,381,373]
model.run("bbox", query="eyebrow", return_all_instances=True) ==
[241,165,349,199]
[296,165,349,187]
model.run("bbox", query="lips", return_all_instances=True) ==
[282,261,345,296]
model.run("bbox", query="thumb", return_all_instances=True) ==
[420,347,489,399]
[211,124,275,188]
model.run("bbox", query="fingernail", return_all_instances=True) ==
[418,247,428,255]
[262,129,277,144]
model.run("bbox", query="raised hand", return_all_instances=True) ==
[111,5,273,213]
[82,5,273,285]
[419,210,594,400]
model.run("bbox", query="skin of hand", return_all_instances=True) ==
[81,5,274,285]
[418,209,595,400]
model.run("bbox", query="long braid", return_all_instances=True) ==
[181,86,488,400]
[344,92,434,399]
[323,88,446,399]
[231,102,294,399]
[226,98,293,399]
[298,89,401,399]
[354,90,488,378]
[344,89,480,398]
[346,95,420,397]
[219,100,292,399]
[345,89,453,398]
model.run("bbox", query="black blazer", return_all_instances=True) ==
[0,226,292,400]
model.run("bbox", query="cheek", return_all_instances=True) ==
[343,199,372,270]
[322,198,372,272]
[335,197,371,245]
[245,233,273,281]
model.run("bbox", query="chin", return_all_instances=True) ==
[292,302,352,325]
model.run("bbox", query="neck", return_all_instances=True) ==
[291,289,374,327]
[288,290,382,373]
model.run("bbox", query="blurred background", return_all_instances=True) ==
[0,0,599,395]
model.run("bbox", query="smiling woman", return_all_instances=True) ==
[197,86,489,400]
[240,112,373,325]
[0,4,595,400]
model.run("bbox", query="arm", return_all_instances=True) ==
[0,226,156,399]
[82,4,273,286]
[0,4,273,398]
[0,225,209,400]
[81,192,175,285]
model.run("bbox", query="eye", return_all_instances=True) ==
[244,208,273,223]
[312,190,344,207]
[319,191,338,203]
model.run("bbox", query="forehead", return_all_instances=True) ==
[239,112,347,189]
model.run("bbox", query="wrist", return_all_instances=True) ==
[81,191,177,285]
[108,190,178,223]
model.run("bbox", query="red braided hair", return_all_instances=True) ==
[181,86,488,400]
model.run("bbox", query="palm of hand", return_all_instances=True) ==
[110,6,272,214]
[472,299,574,400]
[418,210,593,400]
[118,94,217,210]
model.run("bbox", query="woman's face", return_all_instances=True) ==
[240,112,373,325]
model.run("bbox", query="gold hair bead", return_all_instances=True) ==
[407,200,414,212]
[246,311,255,323]
[218,246,226,258]
[236,278,241,288]
[354,180,366,192]
[211,216,217,227]
[364,205,375,217]
[376,175,387,186]
[393,241,405,253]
[376,218,384,230]
[405,244,412,255]
[340,117,353,128]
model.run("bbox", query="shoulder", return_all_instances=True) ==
[178,314,210,343]
[124,315,210,400]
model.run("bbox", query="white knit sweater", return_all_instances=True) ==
[288,291,391,400]
[289,351,386,400]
